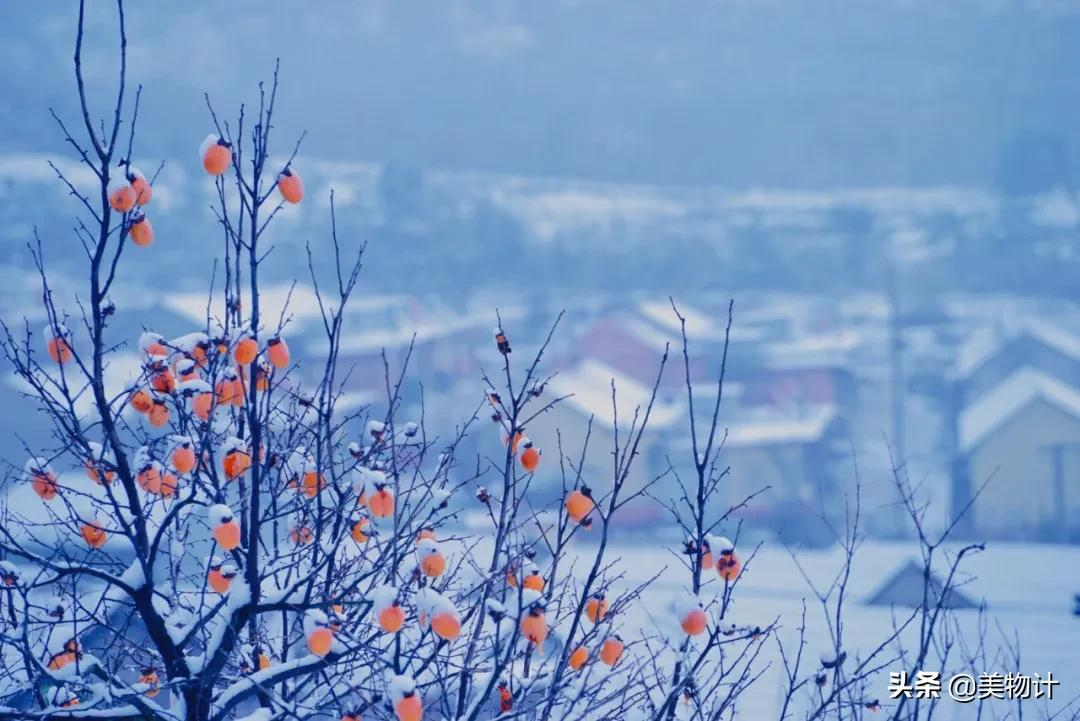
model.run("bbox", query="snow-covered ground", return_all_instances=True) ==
[587,539,1080,719]
[3,518,1077,718]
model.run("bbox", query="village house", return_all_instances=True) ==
[957,368,1080,541]
[948,319,1080,540]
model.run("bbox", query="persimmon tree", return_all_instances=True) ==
[0,3,674,721]
[0,4,1038,721]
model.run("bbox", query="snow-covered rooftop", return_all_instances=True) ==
[637,300,723,340]
[725,405,838,448]
[955,316,1080,379]
[619,316,676,354]
[547,358,682,430]
[163,284,318,329]
[663,404,838,451]
[959,367,1080,452]
[330,305,523,355]
[760,329,863,370]
[163,283,419,339]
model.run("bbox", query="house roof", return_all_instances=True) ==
[637,299,769,345]
[162,283,335,332]
[759,329,863,370]
[959,367,1080,452]
[725,405,839,448]
[315,305,524,356]
[621,316,678,354]
[638,300,724,341]
[663,404,838,452]
[956,317,1080,379]
[547,358,683,430]
[865,559,979,609]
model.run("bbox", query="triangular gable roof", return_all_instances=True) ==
[865,559,979,609]
[638,300,724,341]
[548,358,682,430]
[959,367,1080,453]
[956,318,1080,379]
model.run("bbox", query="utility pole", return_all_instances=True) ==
[887,264,906,465]
[887,262,907,535]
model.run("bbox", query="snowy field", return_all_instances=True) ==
[579,539,1080,719]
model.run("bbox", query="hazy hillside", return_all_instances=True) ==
[3,0,1080,190]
